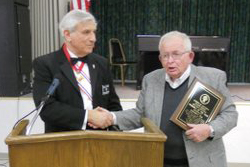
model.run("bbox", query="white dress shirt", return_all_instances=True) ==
[67,48,92,130]
[165,65,191,89]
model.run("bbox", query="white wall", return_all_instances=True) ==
[224,103,250,164]
[0,98,18,153]
[0,97,44,153]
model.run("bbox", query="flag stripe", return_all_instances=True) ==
[70,0,90,11]
[72,0,78,9]
[77,0,82,9]
[82,0,86,11]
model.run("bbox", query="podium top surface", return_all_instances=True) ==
[6,118,166,145]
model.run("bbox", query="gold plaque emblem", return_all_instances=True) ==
[200,94,210,105]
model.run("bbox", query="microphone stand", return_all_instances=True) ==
[25,98,47,135]
[13,78,60,135]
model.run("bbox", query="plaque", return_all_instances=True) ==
[170,78,225,130]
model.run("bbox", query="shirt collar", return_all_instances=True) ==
[165,65,191,89]
[67,48,78,58]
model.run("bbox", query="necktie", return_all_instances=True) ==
[71,56,88,65]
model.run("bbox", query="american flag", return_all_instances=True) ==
[70,0,91,12]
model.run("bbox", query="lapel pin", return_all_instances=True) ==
[92,64,95,69]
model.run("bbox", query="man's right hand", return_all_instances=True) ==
[87,107,113,129]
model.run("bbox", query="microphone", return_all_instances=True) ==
[46,78,60,96]
[42,78,60,101]
[13,78,60,135]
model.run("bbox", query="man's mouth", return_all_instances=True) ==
[168,67,176,71]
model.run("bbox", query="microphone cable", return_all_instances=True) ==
[12,101,43,130]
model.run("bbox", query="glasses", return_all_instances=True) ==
[159,51,190,61]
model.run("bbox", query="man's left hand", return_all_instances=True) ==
[185,124,211,142]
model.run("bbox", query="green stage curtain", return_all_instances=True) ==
[91,0,250,82]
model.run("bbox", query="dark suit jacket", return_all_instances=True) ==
[33,48,122,133]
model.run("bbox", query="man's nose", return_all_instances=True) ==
[167,55,175,62]
[90,32,96,42]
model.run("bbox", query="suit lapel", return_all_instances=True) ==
[188,64,199,86]
[153,69,166,126]
[57,49,80,92]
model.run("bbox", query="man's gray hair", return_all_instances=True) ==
[59,9,97,36]
[158,31,192,51]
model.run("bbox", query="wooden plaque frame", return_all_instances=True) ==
[170,78,225,130]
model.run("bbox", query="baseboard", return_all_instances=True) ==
[0,153,8,159]
[228,82,250,86]
[113,79,136,84]
[228,162,250,167]
[0,153,249,167]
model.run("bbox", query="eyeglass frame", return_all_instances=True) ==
[159,50,191,61]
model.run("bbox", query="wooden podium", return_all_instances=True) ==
[5,118,167,167]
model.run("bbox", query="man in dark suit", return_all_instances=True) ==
[32,10,122,133]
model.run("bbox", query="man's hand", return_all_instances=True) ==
[185,124,211,142]
[87,107,113,129]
